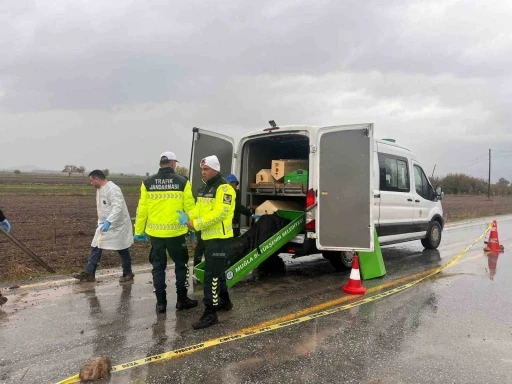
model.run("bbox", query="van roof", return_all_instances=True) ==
[244,125,314,138]
[375,138,412,152]
[243,125,413,152]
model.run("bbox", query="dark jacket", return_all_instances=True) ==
[233,190,252,227]
[0,209,5,222]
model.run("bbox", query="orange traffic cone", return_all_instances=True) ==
[342,255,366,295]
[484,220,504,252]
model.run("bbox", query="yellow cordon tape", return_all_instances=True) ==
[57,224,491,384]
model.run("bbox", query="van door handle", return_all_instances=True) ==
[407,198,413,202]
[374,193,380,198]
[415,199,420,203]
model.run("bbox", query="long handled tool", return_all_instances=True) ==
[0,227,56,273]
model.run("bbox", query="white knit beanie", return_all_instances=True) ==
[201,155,221,172]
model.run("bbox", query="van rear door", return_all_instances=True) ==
[189,127,234,197]
[315,124,375,251]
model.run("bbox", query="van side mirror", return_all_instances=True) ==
[435,185,444,200]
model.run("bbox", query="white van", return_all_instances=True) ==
[189,123,444,270]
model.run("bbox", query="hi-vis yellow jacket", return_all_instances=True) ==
[188,174,235,240]
[134,167,195,238]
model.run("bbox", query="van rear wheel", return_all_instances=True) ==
[421,221,442,249]
[322,251,354,271]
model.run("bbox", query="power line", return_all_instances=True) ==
[465,158,488,168]
[439,150,512,177]
[450,159,488,171]
[467,154,488,163]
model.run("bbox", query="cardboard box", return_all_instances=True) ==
[255,200,303,216]
[255,169,274,183]
[271,159,308,181]
[284,169,308,184]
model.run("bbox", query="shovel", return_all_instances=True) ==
[0,227,56,273]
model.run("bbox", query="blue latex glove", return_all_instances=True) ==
[134,234,148,242]
[188,231,196,242]
[0,219,11,233]
[100,220,111,232]
[177,210,188,225]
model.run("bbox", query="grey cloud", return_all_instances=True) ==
[2,0,511,111]
[1,0,511,181]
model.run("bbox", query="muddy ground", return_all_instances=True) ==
[0,193,150,280]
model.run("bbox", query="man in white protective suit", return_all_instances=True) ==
[73,170,134,283]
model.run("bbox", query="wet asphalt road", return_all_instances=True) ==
[1,216,511,384]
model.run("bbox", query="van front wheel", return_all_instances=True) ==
[421,221,442,249]
[322,251,354,271]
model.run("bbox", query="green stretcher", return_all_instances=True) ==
[193,210,305,288]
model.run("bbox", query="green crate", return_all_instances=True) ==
[284,169,308,184]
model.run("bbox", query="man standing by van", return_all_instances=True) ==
[73,170,134,283]
[134,152,198,313]
[180,155,236,329]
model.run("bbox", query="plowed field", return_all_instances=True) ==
[1,173,511,281]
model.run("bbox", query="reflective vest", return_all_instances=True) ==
[134,167,195,238]
[189,174,235,240]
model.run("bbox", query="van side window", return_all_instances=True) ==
[397,160,408,189]
[414,165,433,200]
[378,154,410,192]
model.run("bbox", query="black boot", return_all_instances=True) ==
[192,307,218,330]
[176,293,198,310]
[219,291,233,311]
[155,291,167,313]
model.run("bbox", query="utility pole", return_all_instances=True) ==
[488,149,491,199]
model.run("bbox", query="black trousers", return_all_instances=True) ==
[193,231,206,266]
[149,234,189,295]
[203,238,230,308]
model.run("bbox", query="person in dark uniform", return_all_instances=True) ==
[181,155,236,329]
[225,174,253,237]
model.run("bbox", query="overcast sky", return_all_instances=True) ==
[1,0,511,181]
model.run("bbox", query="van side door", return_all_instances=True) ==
[377,152,414,242]
[412,162,435,236]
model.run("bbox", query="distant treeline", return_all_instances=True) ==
[431,173,511,195]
